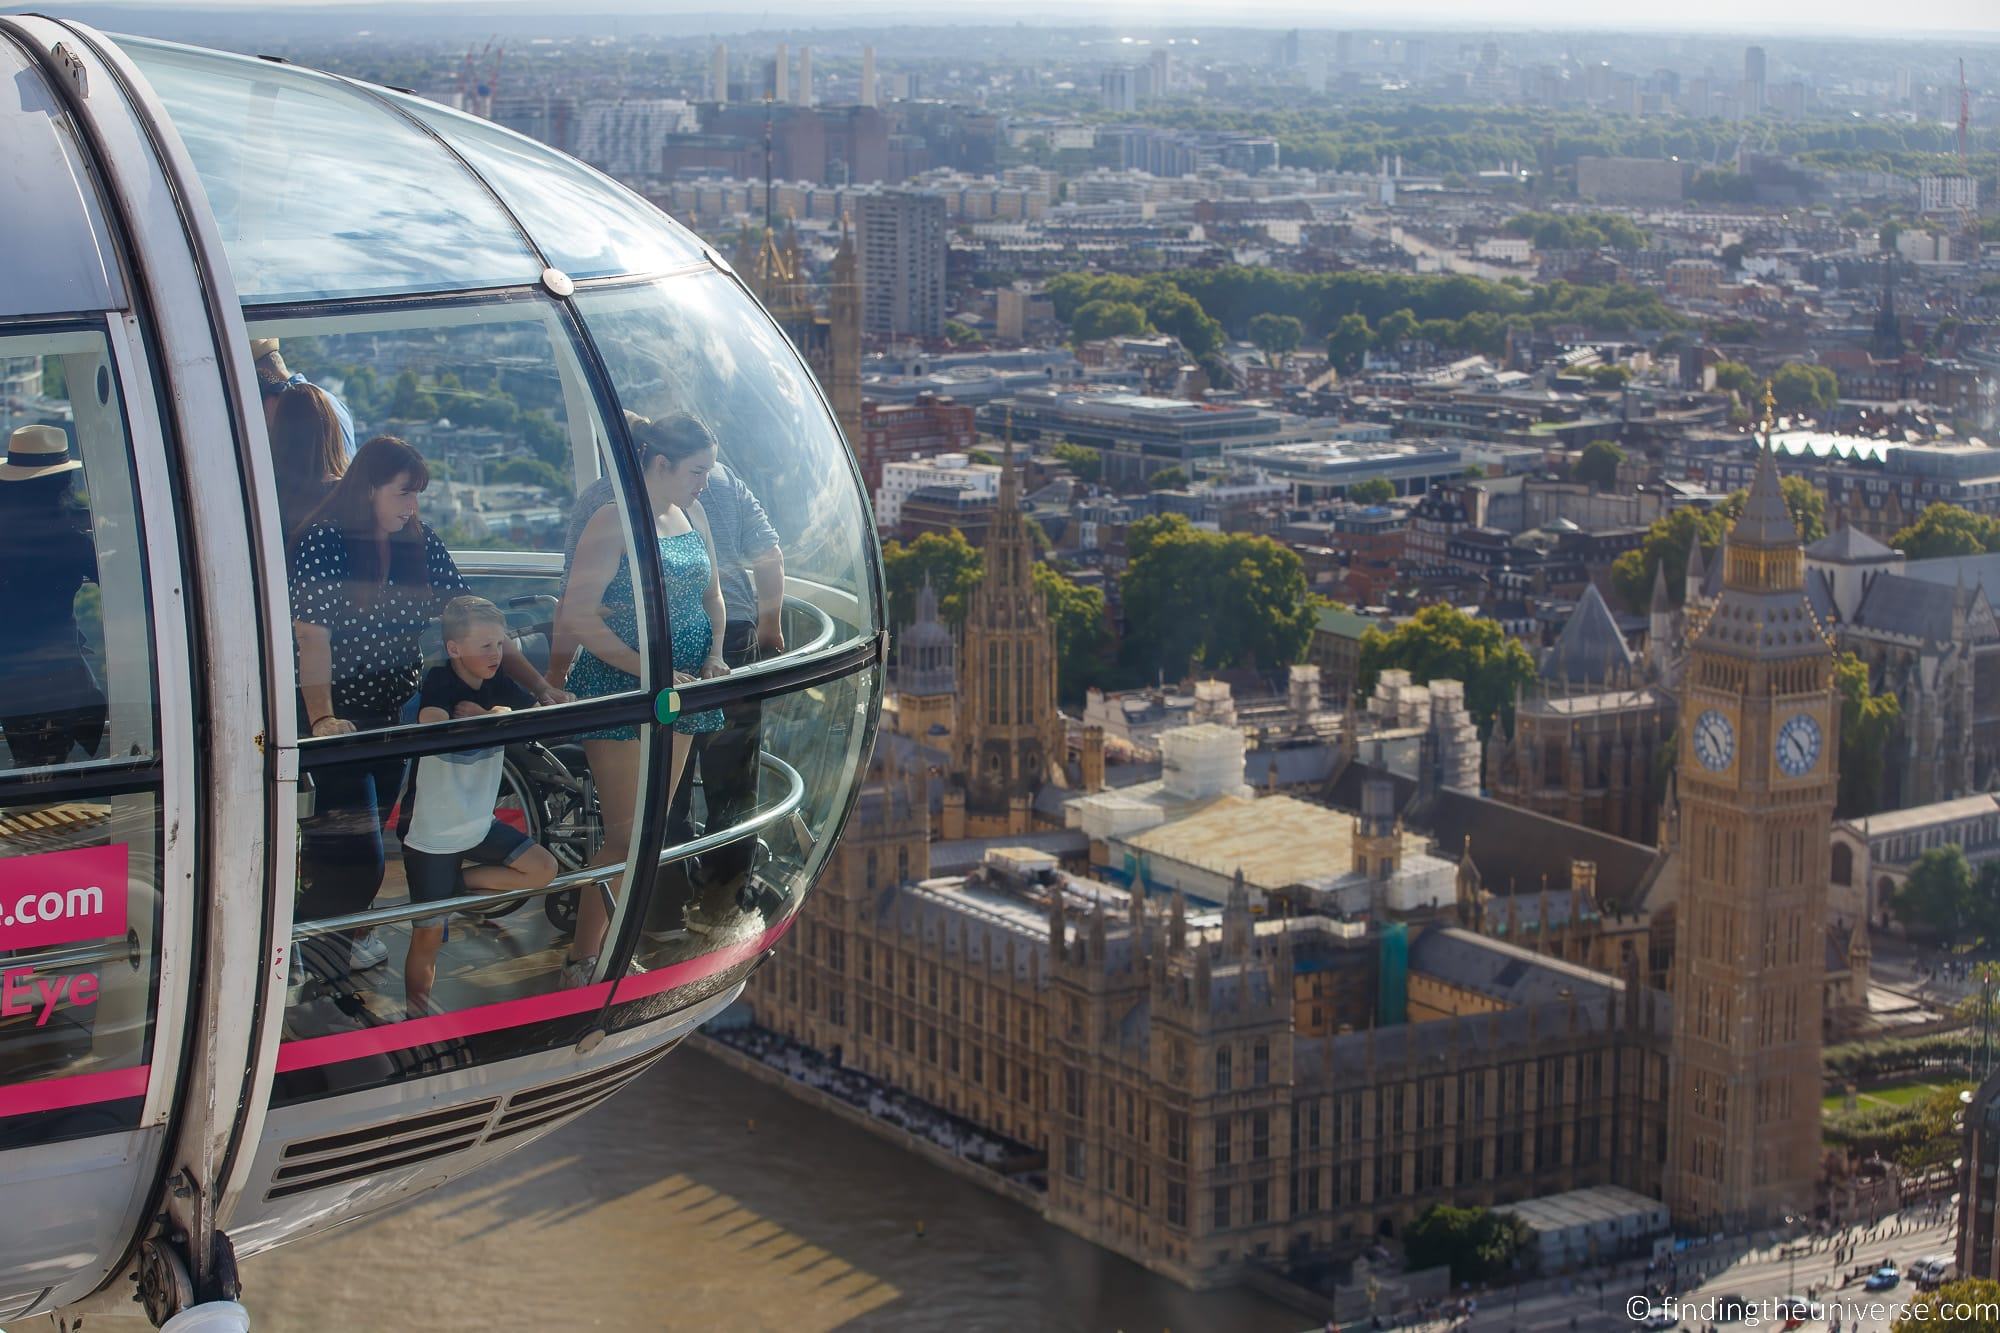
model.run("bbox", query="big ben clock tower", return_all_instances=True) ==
[1667,430,1837,1231]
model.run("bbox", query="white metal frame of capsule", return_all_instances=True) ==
[0,17,886,1326]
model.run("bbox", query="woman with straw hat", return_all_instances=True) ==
[0,425,106,768]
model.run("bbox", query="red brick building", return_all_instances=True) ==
[855,393,976,490]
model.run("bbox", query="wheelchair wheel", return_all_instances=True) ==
[464,756,553,921]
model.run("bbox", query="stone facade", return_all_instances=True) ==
[1665,449,1838,1231]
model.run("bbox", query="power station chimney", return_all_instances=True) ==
[861,45,877,108]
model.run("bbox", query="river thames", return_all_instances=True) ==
[242,1044,1303,1331]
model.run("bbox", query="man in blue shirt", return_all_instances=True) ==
[252,337,356,458]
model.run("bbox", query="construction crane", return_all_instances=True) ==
[457,38,503,119]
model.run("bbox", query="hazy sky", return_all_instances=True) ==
[56,0,2000,36]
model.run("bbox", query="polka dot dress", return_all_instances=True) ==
[290,520,470,719]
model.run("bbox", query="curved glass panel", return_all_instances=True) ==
[123,38,538,303]
[631,665,877,979]
[384,91,707,282]
[0,324,165,1143]
[0,37,125,318]
[575,273,880,667]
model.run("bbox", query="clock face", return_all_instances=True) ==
[1693,709,1735,772]
[1776,713,1823,778]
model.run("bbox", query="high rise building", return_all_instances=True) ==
[861,46,877,108]
[854,189,946,340]
[949,439,1062,835]
[1666,446,1836,1231]
[1100,66,1138,114]
[711,43,728,104]
[1743,45,1767,114]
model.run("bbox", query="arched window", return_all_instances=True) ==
[1831,842,1853,886]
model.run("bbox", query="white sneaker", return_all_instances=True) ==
[350,930,389,970]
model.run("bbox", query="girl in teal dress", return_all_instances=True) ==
[555,415,730,986]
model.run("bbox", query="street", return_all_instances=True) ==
[1400,1208,1960,1333]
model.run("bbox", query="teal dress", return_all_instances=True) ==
[567,529,725,740]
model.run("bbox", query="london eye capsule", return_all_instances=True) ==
[0,18,884,1327]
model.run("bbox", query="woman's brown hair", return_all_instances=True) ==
[271,382,347,541]
[299,435,432,589]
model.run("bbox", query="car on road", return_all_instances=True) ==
[1639,1306,1678,1329]
[1865,1267,1901,1291]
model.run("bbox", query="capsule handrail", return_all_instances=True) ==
[1,928,144,975]
[289,753,806,941]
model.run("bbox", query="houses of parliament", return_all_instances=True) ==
[741,439,1839,1285]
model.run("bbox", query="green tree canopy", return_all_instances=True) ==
[485,455,573,497]
[1403,1204,1531,1285]
[1147,467,1189,491]
[1249,312,1305,362]
[1500,210,1648,251]
[1835,651,1901,818]
[388,368,438,421]
[1893,1279,2000,1333]
[1713,360,1759,398]
[1071,299,1151,342]
[1050,442,1102,484]
[1588,364,1633,389]
[882,529,984,631]
[1349,476,1397,505]
[1611,479,1823,612]
[1893,844,1975,939]
[1771,361,1839,417]
[1575,440,1626,490]
[1119,514,1316,678]
[1357,603,1537,735]
[1892,502,2000,560]
[1323,313,1373,375]
[1033,563,1111,704]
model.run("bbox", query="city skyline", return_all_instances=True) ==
[45,1,2000,39]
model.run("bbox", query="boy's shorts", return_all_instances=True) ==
[404,820,537,927]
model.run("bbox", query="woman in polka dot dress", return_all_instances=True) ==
[557,415,729,985]
[291,436,567,973]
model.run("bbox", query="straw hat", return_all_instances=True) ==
[250,337,281,362]
[0,425,82,481]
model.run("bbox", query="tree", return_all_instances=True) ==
[944,319,985,347]
[1834,651,1901,818]
[1071,299,1150,342]
[1119,514,1316,678]
[1403,1204,1531,1285]
[1778,475,1827,543]
[1611,505,1731,614]
[1574,440,1626,490]
[486,456,573,497]
[1033,563,1111,704]
[388,368,438,421]
[1892,503,2000,560]
[1771,361,1838,417]
[1349,477,1397,505]
[1147,467,1188,491]
[1880,220,1903,253]
[1894,845,1975,940]
[1713,360,1758,399]
[1375,307,1419,348]
[1357,604,1537,736]
[881,529,984,630]
[1050,442,1102,485]
[1323,313,1373,375]
[1588,364,1632,389]
[1893,1278,2000,1333]
[1249,312,1305,363]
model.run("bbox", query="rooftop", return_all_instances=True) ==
[1119,793,1430,893]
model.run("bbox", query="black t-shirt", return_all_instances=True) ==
[405,665,535,854]
[417,663,534,718]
